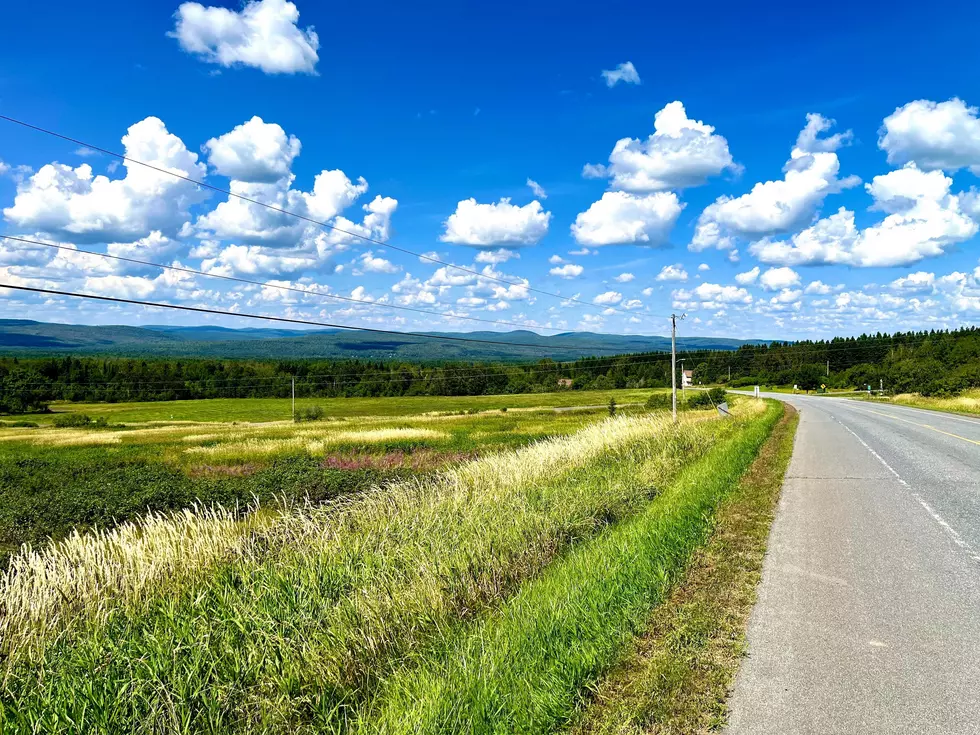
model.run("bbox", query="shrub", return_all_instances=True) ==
[687,387,726,409]
[51,413,92,428]
[645,392,672,410]
[608,398,617,416]
[294,405,325,422]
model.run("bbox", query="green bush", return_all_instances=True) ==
[687,387,726,409]
[645,392,672,410]
[294,405,325,422]
[51,413,92,428]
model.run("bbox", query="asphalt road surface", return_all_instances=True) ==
[727,394,980,734]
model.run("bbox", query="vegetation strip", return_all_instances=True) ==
[572,403,797,735]
[0,410,728,733]
[354,401,781,734]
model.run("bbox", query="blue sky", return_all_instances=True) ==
[2,0,980,340]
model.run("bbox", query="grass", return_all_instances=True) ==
[0,406,610,563]
[0,405,752,733]
[28,388,657,424]
[352,399,780,734]
[844,388,980,417]
[571,403,798,735]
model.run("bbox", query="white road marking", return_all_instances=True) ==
[824,396,980,428]
[831,414,980,565]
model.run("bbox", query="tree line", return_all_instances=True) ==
[2,326,979,413]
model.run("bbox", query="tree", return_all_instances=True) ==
[795,363,824,393]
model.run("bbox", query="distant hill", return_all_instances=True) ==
[0,319,771,362]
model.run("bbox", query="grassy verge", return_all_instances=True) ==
[840,389,980,418]
[571,403,797,734]
[0,410,727,733]
[354,401,783,734]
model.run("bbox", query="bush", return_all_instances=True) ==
[687,387,726,409]
[51,413,93,428]
[608,398,617,417]
[7,421,38,428]
[295,405,325,422]
[645,392,672,410]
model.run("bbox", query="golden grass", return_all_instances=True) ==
[184,427,450,459]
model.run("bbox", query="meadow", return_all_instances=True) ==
[0,388,786,733]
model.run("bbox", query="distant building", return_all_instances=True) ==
[682,370,693,388]
[557,378,573,388]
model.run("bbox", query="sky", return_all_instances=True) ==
[2,0,980,340]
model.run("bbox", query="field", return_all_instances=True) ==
[21,388,655,424]
[0,388,787,733]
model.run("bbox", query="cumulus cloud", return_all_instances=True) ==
[106,231,181,269]
[749,164,978,267]
[690,114,858,250]
[804,280,837,295]
[475,248,520,264]
[734,266,760,285]
[550,263,583,279]
[613,272,635,282]
[441,198,551,247]
[171,0,320,74]
[584,101,737,192]
[672,282,752,309]
[204,116,301,182]
[889,271,936,292]
[759,266,800,291]
[698,263,710,271]
[4,117,207,243]
[879,98,980,173]
[356,250,400,274]
[593,290,623,305]
[571,191,683,246]
[655,264,688,281]
[601,61,641,87]
[526,178,547,199]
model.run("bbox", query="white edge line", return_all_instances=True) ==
[832,415,980,565]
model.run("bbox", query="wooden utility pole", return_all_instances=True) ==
[292,376,296,421]
[670,313,685,423]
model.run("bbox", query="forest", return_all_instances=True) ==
[2,327,978,413]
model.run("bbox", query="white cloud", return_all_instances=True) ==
[613,272,635,283]
[770,288,802,304]
[4,117,207,243]
[804,280,838,295]
[601,61,641,87]
[548,254,566,265]
[655,264,688,281]
[83,274,159,299]
[526,178,547,199]
[441,198,551,246]
[672,282,752,309]
[584,101,737,192]
[750,164,978,267]
[734,266,760,285]
[357,250,400,274]
[571,191,682,246]
[641,287,654,296]
[593,290,623,305]
[171,0,319,75]
[879,98,980,173]
[698,263,710,271]
[796,113,853,154]
[550,263,583,279]
[475,248,520,264]
[889,271,936,292]
[759,266,800,291]
[690,114,859,250]
[201,244,313,276]
[204,116,301,182]
[569,247,595,256]
[0,160,8,175]
[622,299,643,310]
[106,231,181,267]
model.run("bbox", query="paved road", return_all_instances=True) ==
[727,394,980,734]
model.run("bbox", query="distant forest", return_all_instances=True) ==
[2,327,979,413]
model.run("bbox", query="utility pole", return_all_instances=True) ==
[291,376,296,421]
[728,365,731,382]
[670,313,685,423]
[826,360,830,377]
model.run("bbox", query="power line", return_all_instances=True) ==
[0,114,638,318]
[0,283,670,356]
[0,234,584,335]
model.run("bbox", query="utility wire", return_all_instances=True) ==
[0,283,672,356]
[0,234,584,334]
[0,114,638,317]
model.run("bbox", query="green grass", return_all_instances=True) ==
[353,401,781,734]
[0,406,613,563]
[572,404,798,735]
[0,408,744,733]
[32,388,656,423]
